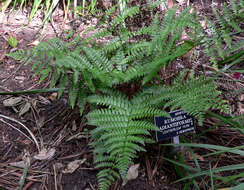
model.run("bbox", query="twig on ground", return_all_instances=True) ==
[0,168,17,177]
[23,181,34,190]
[0,85,11,92]
[3,164,52,175]
[89,182,96,190]
[53,164,58,190]
[0,118,34,143]
[12,172,42,182]
[0,114,40,151]
[2,143,13,160]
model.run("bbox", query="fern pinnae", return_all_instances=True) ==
[111,148,140,159]
[82,47,110,71]
[130,91,154,106]
[213,6,232,47]
[88,95,130,110]
[87,88,163,187]
[69,52,91,70]
[88,109,129,121]
[111,6,139,27]
[129,120,158,131]
[68,80,79,109]
[204,0,243,66]
[105,135,145,148]
[34,61,46,76]
[102,37,122,54]
[230,0,238,14]
[223,4,241,32]
[131,107,169,118]
[49,68,61,88]
[90,28,112,42]
[100,129,151,140]
[39,67,52,83]
[6,49,27,62]
[97,169,118,190]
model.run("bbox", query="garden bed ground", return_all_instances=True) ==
[0,1,244,189]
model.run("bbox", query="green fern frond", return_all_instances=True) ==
[50,68,61,88]
[6,49,28,62]
[146,72,229,125]
[88,94,130,110]
[87,70,229,189]
[83,47,112,72]
[69,80,79,109]
[87,90,163,189]
[111,6,139,28]
[204,0,244,67]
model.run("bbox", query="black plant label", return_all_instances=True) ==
[154,110,195,142]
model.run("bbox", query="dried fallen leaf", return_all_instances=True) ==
[27,40,40,46]
[54,162,64,170]
[238,94,244,102]
[15,76,25,81]
[34,148,56,160]
[122,163,140,186]
[3,97,23,107]
[49,92,58,101]
[62,158,87,173]
[36,117,45,128]
[19,102,31,116]
[38,96,51,104]
[9,161,26,168]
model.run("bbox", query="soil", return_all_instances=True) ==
[0,1,243,190]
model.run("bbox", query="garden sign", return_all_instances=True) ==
[154,110,195,142]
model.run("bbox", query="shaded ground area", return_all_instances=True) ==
[0,1,244,190]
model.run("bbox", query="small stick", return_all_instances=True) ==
[0,114,40,151]
[172,136,181,155]
[23,181,34,190]
[53,164,58,190]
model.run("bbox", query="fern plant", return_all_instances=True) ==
[7,2,201,112]
[87,4,202,84]
[6,2,230,190]
[87,89,168,189]
[87,71,229,189]
[140,70,229,125]
[204,0,244,69]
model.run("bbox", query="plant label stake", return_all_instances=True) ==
[173,135,180,153]
[154,110,195,152]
